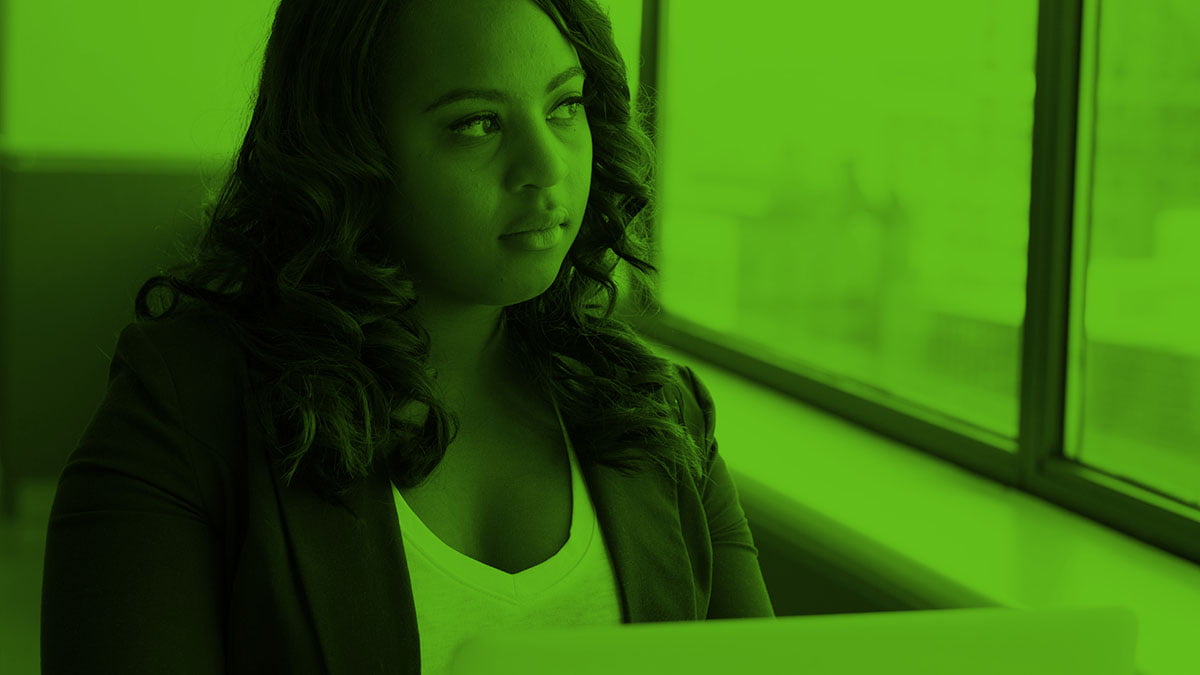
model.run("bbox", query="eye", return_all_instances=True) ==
[450,95,588,138]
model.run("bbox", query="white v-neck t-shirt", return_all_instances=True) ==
[392,390,623,675]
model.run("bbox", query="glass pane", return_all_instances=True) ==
[654,1,1037,440]
[1065,0,1200,509]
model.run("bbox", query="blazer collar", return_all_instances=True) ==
[261,369,698,674]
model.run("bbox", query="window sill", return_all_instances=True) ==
[654,344,1200,675]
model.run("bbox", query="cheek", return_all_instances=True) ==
[396,158,476,220]
[403,179,497,251]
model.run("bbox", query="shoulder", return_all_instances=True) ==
[128,302,242,367]
[665,363,715,437]
[658,362,719,480]
[116,301,253,462]
[126,302,249,397]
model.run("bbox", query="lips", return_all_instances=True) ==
[502,208,569,237]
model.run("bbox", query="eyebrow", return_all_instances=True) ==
[422,66,586,113]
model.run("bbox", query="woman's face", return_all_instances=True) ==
[379,0,593,308]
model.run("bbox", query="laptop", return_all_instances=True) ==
[447,605,1138,675]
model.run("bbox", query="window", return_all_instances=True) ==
[632,0,1200,565]
[652,1,1037,442]
[1065,0,1200,509]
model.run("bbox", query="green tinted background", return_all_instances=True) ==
[1,1,1197,674]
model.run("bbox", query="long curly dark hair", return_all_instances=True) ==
[133,0,705,506]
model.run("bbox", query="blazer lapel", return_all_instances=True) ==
[266,363,700,674]
[579,456,702,623]
[562,358,703,624]
[269,451,421,674]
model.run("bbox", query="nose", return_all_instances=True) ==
[508,119,575,190]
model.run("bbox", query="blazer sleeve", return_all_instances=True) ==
[41,322,226,674]
[681,365,777,620]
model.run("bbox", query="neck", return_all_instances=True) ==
[415,303,511,402]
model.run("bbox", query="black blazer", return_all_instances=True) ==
[41,305,775,674]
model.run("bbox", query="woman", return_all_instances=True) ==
[40,1,774,673]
